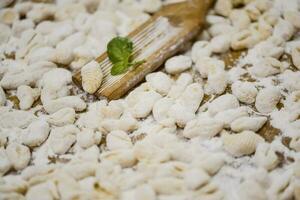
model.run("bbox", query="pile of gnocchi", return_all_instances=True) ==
[0,0,300,199]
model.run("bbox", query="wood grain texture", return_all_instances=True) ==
[72,0,214,100]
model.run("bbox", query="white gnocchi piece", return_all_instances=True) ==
[214,0,232,17]
[100,112,138,133]
[278,70,300,92]
[48,125,79,155]
[191,41,212,63]
[12,19,34,37]
[267,171,294,200]
[40,68,72,93]
[229,9,251,30]
[43,96,87,114]
[231,29,260,50]
[230,116,267,132]
[0,148,11,175]
[177,83,204,113]
[127,89,162,118]
[0,110,36,129]
[152,97,175,127]
[284,11,300,29]
[0,86,6,106]
[254,142,279,170]
[183,117,224,139]
[209,34,231,53]
[47,107,76,126]
[6,142,31,170]
[214,106,249,128]
[140,0,162,13]
[291,46,300,70]
[25,182,58,200]
[0,8,19,25]
[146,72,173,95]
[0,0,14,9]
[222,131,264,157]
[250,57,283,78]
[167,73,193,99]
[237,180,268,200]
[0,23,11,45]
[192,153,225,175]
[273,19,294,41]
[168,103,195,128]
[183,168,210,190]
[100,149,137,168]
[106,130,132,150]
[26,46,56,64]
[22,119,50,147]
[208,22,236,37]
[208,94,239,116]
[255,87,281,114]
[205,65,228,95]
[16,85,40,110]
[81,60,103,94]
[26,3,55,23]
[77,128,102,149]
[164,55,192,74]
[195,57,225,78]
[149,177,184,195]
[231,81,258,104]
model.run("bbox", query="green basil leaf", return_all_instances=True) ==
[111,61,129,75]
[107,37,133,64]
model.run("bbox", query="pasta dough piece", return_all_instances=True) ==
[214,0,232,17]
[6,142,31,170]
[231,81,258,104]
[165,55,192,74]
[230,116,267,132]
[254,142,279,170]
[222,131,264,157]
[214,106,249,128]
[22,119,50,147]
[106,130,132,150]
[183,168,210,190]
[81,60,103,94]
[146,72,173,95]
[16,85,40,110]
[208,94,239,116]
[255,87,281,114]
[47,107,76,126]
[183,117,223,139]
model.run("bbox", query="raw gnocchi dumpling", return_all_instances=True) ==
[291,46,300,70]
[255,87,281,114]
[177,83,204,113]
[214,0,232,17]
[167,73,192,99]
[214,106,249,128]
[146,72,173,95]
[127,88,162,118]
[205,64,228,95]
[222,131,264,157]
[152,97,175,127]
[208,94,239,116]
[183,168,210,190]
[48,125,79,155]
[164,55,192,74]
[183,117,224,139]
[106,130,132,150]
[16,85,40,110]
[100,149,136,168]
[77,128,102,149]
[230,116,267,132]
[81,60,103,94]
[47,107,76,126]
[231,81,258,104]
[273,19,294,41]
[253,142,279,170]
[191,41,212,62]
[237,180,268,200]
[168,103,196,127]
[43,96,87,114]
[195,57,225,78]
[6,142,31,170]
[22,119,50,147]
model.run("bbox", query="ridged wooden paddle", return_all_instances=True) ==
[72,0,214,100]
